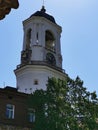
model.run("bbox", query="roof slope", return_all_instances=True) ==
[30,6,56,24]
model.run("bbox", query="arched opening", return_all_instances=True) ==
[45,30,55,51]
[21,28,32,64]
[26,29,32,50]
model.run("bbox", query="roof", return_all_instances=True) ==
[0,86,28,97]
[30,6,56,24]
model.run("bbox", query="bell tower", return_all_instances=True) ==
[14,6,66,93]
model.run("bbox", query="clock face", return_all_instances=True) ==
[46,53,56,65]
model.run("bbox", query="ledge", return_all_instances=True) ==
[16,61,65,74]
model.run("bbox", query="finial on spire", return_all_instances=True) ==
[41,0,46,13]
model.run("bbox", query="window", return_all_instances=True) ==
[34,80,38,85]
[6,104,15,119]
[28,109,35,123]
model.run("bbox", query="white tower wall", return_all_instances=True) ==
[14,7,66,94]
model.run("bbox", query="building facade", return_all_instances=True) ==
[0,87,34,130]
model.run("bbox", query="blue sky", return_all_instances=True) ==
[0,0,98,94]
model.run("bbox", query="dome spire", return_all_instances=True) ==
[42,0,45,6]
[41,5,46,13]
[41,0,46,13]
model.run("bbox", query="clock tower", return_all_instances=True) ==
[14,6,66,93]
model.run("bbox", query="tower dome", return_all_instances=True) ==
[30,6,56,24]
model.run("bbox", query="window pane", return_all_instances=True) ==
[6,104,14,119]
[28,109,35,122]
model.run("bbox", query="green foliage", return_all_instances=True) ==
[28,76,98,130]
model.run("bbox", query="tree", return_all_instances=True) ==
[66,76,98,130]
[0,0,19,20]
[28,90,47,130]
[28,76,98,130]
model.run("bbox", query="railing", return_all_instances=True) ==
[16,61,65,73]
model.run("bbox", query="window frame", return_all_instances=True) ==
[6,104,15,119]
[28,108,35,123]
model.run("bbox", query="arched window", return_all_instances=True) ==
[36,32,39,44]
[45,30,55,51]
[26,29,32,50]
